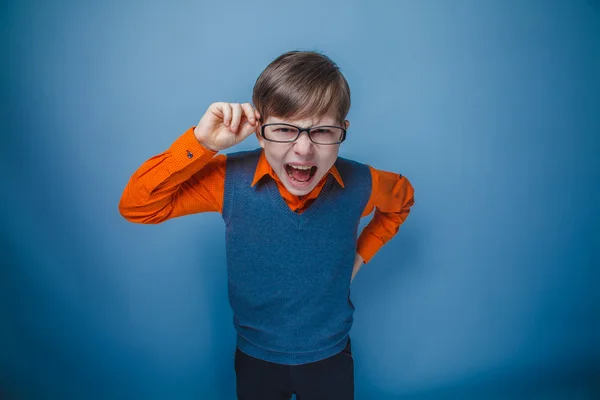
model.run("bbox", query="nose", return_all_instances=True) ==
[293,131,314,156]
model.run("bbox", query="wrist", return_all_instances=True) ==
[194,127,219,152]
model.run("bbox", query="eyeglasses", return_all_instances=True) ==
[260,123,347,145]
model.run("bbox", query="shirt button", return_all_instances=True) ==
[187,150,193,159]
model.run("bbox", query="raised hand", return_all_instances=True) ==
[194,102,261,151]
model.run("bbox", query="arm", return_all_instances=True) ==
[119,102,261,224]
[118,127,225,223]
[352,167,415,280]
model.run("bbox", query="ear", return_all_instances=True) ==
[344,120,350,130]
[255,131,265,149]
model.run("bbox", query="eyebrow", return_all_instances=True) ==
[269,119,331,126]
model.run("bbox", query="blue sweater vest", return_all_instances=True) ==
[222,149,371,365]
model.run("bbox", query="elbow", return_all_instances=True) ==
[118,193,136,222]
[118,198,165,225]
[118,186,137,222]
[119,209,166,225]
[118,184,173,224]
[118,199,140,223]
[118,196,130,220]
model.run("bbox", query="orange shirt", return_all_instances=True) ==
[119,127,415,263]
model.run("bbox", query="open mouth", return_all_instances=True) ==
[284,163,318,186]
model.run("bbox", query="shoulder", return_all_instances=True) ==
[225,148,262,170]
[224,148,262,185]
[335,156,370,175]
[334,156,371,190]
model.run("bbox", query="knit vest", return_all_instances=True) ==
[222,149,371,365]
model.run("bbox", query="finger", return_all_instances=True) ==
[230,103,242,132]
[241,103,256,125]
[237,119,259,141]
[215,102,232,127]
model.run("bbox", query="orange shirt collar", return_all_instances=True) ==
[251,150,344,188]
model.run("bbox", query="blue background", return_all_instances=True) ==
[1,0,599,398]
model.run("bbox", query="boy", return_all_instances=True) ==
[119,50,414,400]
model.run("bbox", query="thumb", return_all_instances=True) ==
[236,121,259,142]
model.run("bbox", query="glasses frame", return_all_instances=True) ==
[260,123,347,145]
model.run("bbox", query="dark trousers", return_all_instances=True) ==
[234,338,354,400]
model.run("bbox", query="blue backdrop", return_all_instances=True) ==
[1,0,599,398]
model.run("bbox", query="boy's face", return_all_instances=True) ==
[256,110,349,196]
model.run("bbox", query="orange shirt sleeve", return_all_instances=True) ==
[356,166,415,263]
[118,127,226,223]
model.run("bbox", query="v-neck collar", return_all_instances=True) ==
[266,173,335,228]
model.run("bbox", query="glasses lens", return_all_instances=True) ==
[309,127,344,144]
[263,124,300,142]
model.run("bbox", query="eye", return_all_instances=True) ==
[312,128,334,135]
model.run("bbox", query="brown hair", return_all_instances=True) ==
[252,50,351,125]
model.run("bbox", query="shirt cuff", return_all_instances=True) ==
[356,232,384,264]
[167,127,218,170]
